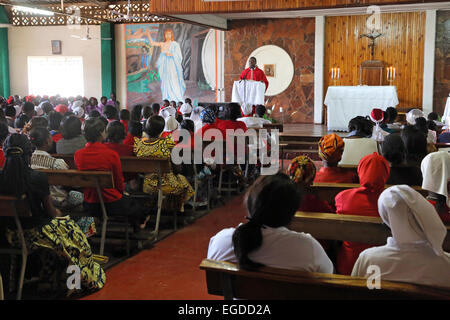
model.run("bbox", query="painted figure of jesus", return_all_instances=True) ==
[148,29,186,102]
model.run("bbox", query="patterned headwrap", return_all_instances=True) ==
[287,155,316,185]
[318,133,345,162]
[200,108,216,124]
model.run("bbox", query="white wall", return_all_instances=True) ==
[8,25,101,98]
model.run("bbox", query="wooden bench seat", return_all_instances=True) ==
[51,154,172,240]
[289,211,450,250]
[200,259,450,300]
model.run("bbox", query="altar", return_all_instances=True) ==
[324,86,399,131]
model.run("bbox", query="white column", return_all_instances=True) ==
[422,10,436,116]
[314,16,325,124]
[114,24,127,109]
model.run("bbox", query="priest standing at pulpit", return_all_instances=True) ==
[240,57,269,91]
[237,57,269,116]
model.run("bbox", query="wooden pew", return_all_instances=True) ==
[310,182,428,206]
[0,195,32,300]
[289,211,450,250]
[37,169,114,256]
[51,154,172,239]
[200,259,450,300]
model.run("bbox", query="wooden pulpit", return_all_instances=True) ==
[359,60,385,86]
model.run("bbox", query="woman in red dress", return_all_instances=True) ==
[335,152,390,275]
[314,133,358,184]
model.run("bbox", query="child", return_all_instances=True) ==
[119,109,131,134]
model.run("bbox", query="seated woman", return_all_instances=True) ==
[30,127,95,237]
[134,115,194,212]
[382,133,423,186]
[0,133,105,294]
[104,120,133,156]
[339,116,378,166]
[195,108,218,138]
[335,152,390,275]
[415,116,437,144]
[287,156,334,213]
[314,133,358,183]
[56,116,87,154]
[216,103,248,136]
[207,173,333,273]
[352,185,450,288]
[48,111,64,154]
[123,120,143,147]
[421,151,450,223]
[401,125,428,167]
[189,106,204,132]
[160,116,179,140]
[74,118,151,238]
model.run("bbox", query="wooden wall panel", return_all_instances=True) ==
[151,0,448,14]
[324,12,425,111]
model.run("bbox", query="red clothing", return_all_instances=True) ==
[240,67,269,91]
[216,120,247,137]
[104,142,133,157]
[120,120,129,134]
[0,148,4,168]
[314,167,358,184]
[123,133,138,147]
[299,194,334,213]
[428,200,450,224]
[335,153,390,275]
[74,142,124,203]
[52,132,63,143]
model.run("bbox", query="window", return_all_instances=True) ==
[28,56,84,97]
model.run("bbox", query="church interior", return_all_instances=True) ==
[0,0,449,302]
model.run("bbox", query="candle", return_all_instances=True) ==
[386,67,389,80]
[337,68,340,79]
[393,67,395,79]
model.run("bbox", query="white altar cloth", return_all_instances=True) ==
[324,86,399,131]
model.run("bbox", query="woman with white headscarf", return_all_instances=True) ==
[421,151,450,223]
[189,106,204,132]
[351,185,450,288]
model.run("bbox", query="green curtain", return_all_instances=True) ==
[101,23,116,97]
[0,6,10,97]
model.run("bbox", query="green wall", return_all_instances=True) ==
[0,6,10,97]
[101,23,116,97]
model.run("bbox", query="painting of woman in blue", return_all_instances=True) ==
[148,29,186,102]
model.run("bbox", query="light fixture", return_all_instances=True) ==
[13,5,55,16]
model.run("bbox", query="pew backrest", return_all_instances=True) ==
[311,182,428,205]
[52,154,171,174]
[37,169,114,188]
[0,195,31,217]
[289,211,450,251]
[200,259,450,300]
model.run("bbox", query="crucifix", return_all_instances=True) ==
[359,31,383,59]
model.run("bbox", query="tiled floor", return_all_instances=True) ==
[82,195,247,300]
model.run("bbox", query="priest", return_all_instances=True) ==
[240,57,269,91]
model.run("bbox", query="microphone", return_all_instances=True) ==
[240,67,252,83]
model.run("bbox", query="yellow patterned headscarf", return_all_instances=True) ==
[318,133,345,162]
[287,155,316,185]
